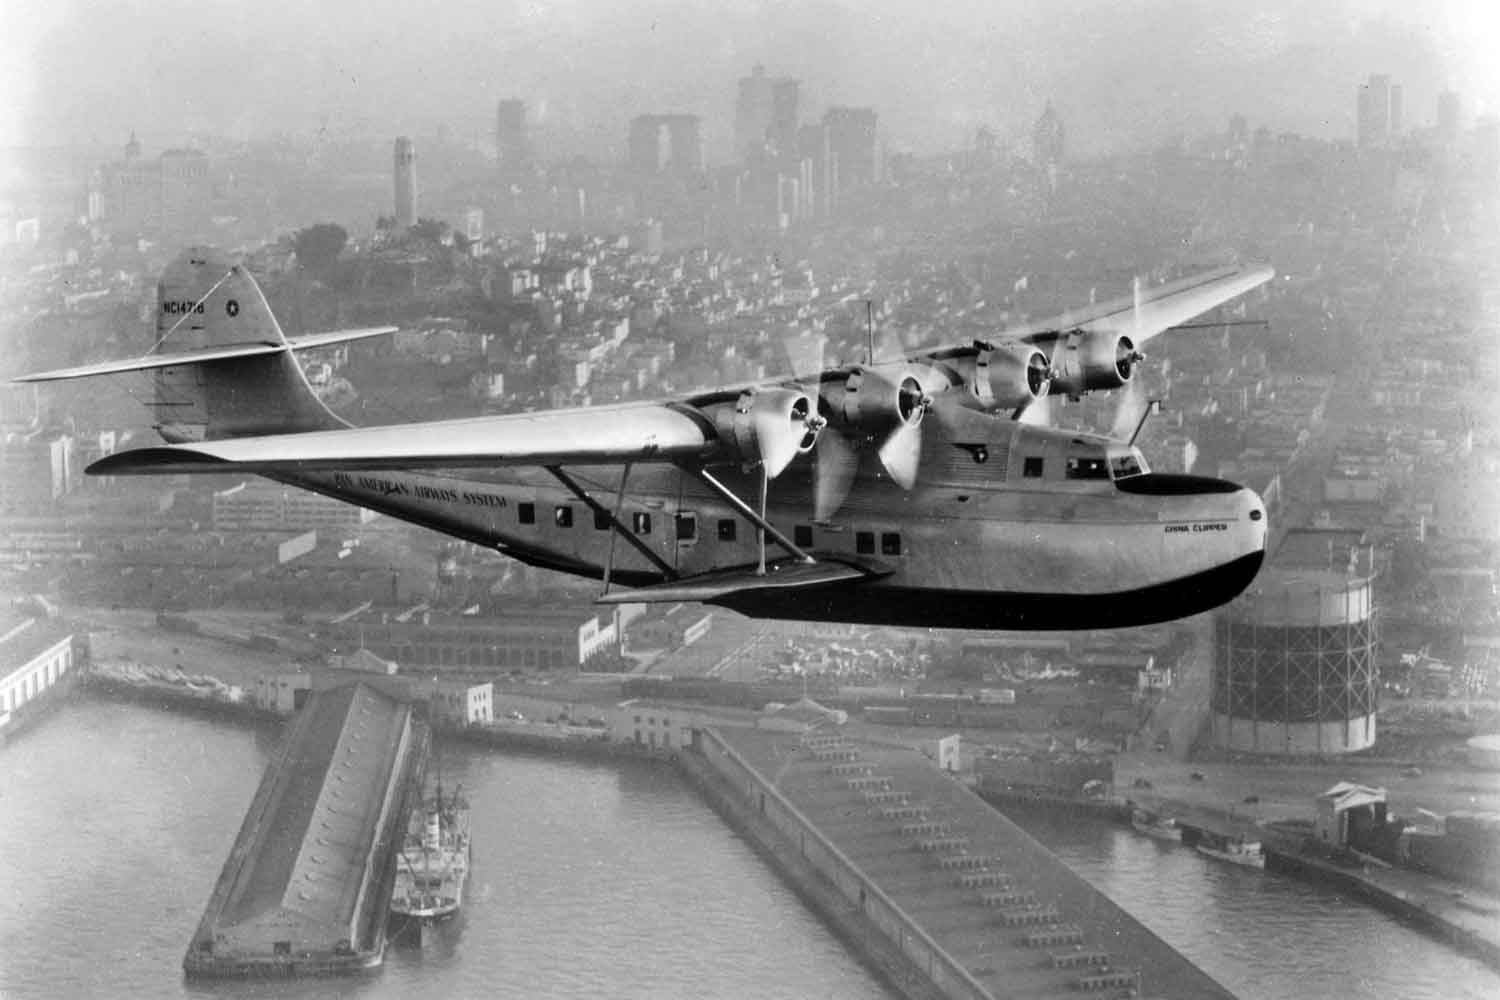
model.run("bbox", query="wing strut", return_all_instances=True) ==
[689,467,816,567]
[545,465,679,593]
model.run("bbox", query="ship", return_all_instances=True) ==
[1130,807,1183,842]
[1195,832,1265,869]
[390,781,471,940]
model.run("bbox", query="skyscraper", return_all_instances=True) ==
[628,115,703,176]
[1356,74,1392,148]
[735,65,773,161]
[393,136,417,229]
[496,99,529,171]
[823,106,878,193]
[735,65,800,163]
[768,77,800,160]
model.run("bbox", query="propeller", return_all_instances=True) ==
[782,332,860,524]
[1109,275,1152,440]
[875,373,933,490]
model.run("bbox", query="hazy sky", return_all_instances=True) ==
[4,0,1498,158]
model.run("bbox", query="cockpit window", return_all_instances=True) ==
[1109,453,1148,479]
[1065,456,1111,480]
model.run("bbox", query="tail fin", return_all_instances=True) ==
[14,247,393,443]
[148,247,345,442]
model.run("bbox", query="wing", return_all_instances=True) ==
[88,401,715,476]
[1002,264,1274,350]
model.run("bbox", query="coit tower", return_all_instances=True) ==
[393,136,417,229]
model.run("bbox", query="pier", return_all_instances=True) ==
[184,682,428,978]
[690,726,1235,1000]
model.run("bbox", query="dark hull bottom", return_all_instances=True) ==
[714,550,1265,630]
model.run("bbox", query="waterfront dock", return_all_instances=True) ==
[694,726,1235,1000]
[1111,788,1500,974]
[184,682,428,978]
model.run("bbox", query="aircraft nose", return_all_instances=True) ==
[1238,486,1268,554]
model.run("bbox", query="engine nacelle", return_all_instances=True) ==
[707,387,820,478]
[1051,331,1140,397]
[822,366,934,437]
[970,343,1051,412]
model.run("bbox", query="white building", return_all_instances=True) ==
[427,680,493,727]
[252,672,312,715]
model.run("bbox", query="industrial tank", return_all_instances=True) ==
[1211,568,1377,754]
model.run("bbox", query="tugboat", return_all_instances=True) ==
[390,781,471,944]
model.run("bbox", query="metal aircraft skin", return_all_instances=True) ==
[17,248,1275,630]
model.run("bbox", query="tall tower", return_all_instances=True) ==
[393,136,417,230]
[496,99,529,171]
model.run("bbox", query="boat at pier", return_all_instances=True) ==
[1195,832,1265,869]
[1130,807,1183,842]
[390,782,471,938]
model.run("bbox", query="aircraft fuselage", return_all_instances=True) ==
[270,403,1266,630]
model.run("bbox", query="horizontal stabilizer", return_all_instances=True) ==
[86,402,714,475]
[12,342,284,382]
[11,327,396,384]
[284,327,398,350]
[596,558,889,604]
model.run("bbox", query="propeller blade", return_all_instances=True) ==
[1020,392,1053,427]
[781,332,828,383]
[1109,273,1149,439]
[1110,368,1147,439]
[813,425,859,522]
[877,419,923,490]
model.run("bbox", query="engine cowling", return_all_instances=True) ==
[822,365,935,437]
[1051,331,1140,396]
[971,344,1051,412]
[707,387,821,478]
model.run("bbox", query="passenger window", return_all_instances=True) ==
[1066,457,1110,480]
[1023,456,1044,478]
[554,505,574,527]
[676,513,697,541]
[718,519,737,541]
[856,531,875,555]
[594,508,611,530]
[881,532,902,556]
[1110,454,1146,479]
[794,524,813,548]
[518,502,536,524]
[633,512,652,535]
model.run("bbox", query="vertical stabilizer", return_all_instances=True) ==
[152,247,347,442]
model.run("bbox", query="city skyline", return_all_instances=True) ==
[5,1,1498,159]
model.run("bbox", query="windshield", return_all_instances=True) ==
[1109,452,1149,479]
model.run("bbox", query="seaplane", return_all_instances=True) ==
[15,248,1274,630]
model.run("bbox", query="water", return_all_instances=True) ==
[0,701,887,1000]
[7,701,1500,1000]
[1006,809,1500,1000]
